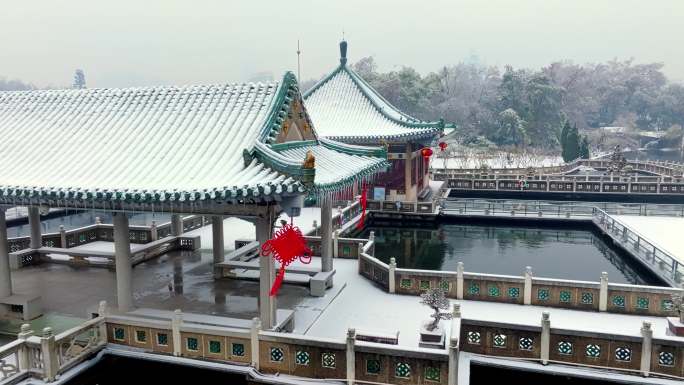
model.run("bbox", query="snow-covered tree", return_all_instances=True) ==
[73,69,86,89]
[420,288,452,331]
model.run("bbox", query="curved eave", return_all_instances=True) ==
[273,143,389,194]
[318,138,387,158]
[250,142,316,185]
[0,179,304,205]
[312,158,389,194]
[325,127,441,144]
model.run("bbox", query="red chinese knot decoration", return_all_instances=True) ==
[356,184,368,230]
[438,142,448,152]
[421,147,433,159]
[260,223,312,296]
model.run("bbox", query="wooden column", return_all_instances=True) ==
[404,143,415,201]
[212,216,224,279]
[256,213,276,329]
[320,196,333,272]
[113,212,133,312]
[0,208,11,301]
[171,214,183,237]
[28,207,41,249]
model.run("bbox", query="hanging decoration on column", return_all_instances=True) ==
[356,183,367,230]
[260,221,312,296]
[421,147,433,159]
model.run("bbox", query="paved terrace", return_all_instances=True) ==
[5,219,683,349]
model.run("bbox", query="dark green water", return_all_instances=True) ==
[360,223,662,285]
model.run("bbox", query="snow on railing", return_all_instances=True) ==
[592,208,684,286]
[0,302,107,383]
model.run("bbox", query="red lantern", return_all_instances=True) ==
[438,142,448,152]
[421,147,433,159]
[260,223,312,296]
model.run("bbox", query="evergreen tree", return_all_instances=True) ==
[560,121,571,162]
[566,124,581,161]
[579,136,591,159]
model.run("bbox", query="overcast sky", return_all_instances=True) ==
[1,0,682,88]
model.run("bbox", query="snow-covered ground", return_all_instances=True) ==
[305,259,684,348]
[4,206,62,221]
[431,152,564,171]
[613,215,684,264]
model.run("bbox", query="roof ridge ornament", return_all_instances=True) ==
[339,39,348,66]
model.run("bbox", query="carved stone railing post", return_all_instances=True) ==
[17,323,33,371]
[40,327,58,382]
[524,266,533,305]
[357,243,364,274]
[95,217,102,225]
[172,309,182,357]
[333,229,340,258]
[150,221,158,242]
[540,312,550,365]
[251,317,261,370]
[599,272,609,312]
[448,304,461,385]
[388,258,396,293]
[97,301,108,344]
[640,321,652,376]
[346,328,356,385]
[59,225,67,249]
[456,262,464,300]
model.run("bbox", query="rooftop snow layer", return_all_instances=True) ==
[304,66,442,143]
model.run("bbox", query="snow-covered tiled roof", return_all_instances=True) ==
[303,44,445,144]
[275,140,388,192]
[0,72,387,205]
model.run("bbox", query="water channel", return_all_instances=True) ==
[359,221,663,285]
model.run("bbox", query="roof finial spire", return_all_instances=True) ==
[339,33,348,66]
[296,39,302,80]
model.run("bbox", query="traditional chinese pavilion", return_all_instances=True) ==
[0,72,387,329]
[304,41,448,201]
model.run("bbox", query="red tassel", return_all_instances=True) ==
[260,223,312,297]
[270,268,286,296]
[356,184,367,230]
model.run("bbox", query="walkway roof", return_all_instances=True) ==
[303,41,451,145]
[0,72,387,211]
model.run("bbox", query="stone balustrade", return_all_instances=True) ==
[433,158,684,181]
[356,241,683,318]
[104,310,452,385]
[366,200,436,214]
[0,303,107,383]
[6,216,205,269]
[7,215,207,253]
[3,299,683,383]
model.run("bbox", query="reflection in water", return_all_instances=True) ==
[173,254,184,295]
[7,211,172,238]
[361,224,661,285]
